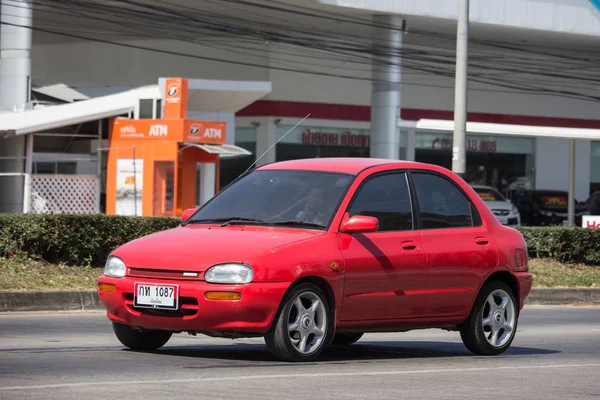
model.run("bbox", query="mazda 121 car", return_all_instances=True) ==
[98,158,533,362]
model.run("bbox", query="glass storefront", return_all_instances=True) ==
[276,126,370,161]
[220,124,536,192]
[412,131,536,192]
[590,141,600,194]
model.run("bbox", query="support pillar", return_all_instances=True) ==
[405,129,416,161]
[0,0,32,213]
[370,15,403,160]
[255,117,277,167]
[568,138,576,227]
[22,133,33,213]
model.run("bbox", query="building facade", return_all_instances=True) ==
[2,0,600,212]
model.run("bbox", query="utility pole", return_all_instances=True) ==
[452,0,469,178]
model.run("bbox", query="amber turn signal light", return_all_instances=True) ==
[205,291,242,300]
[98,283,116,293]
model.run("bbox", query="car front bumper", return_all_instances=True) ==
[97,275,290,334]
[495,213,521,227]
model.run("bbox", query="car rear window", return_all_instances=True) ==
[534,193,568,206]
[474,188,504,202]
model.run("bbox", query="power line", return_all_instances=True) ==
[4,0,600,104]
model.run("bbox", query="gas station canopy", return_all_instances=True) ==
[159,78,272,114]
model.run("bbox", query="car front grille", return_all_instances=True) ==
[127,268,202,281]
[492,209,510,216]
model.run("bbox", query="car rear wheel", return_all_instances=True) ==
[459,281,518,355]
[331,333,364,345]
[112,322,172,351]
[265,283,332,362]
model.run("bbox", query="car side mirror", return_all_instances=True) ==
[340,215,379,233]
[181,208,197,222]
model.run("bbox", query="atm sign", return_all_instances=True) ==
[184,120,226,144]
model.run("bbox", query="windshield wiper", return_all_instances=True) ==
[185,217,266,226]
[268,220,326,229]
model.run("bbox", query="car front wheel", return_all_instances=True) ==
[265,283,332,362]
[459,281,518,355]
[112,322,172,351]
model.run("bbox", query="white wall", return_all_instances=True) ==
[32,39,269,91]
[264,43,600,121]
[535,138,591,201]
[32,37,600,121]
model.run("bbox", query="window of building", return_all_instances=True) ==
[411,172,475,229]
[347,172,413,231]
[590,141,600,195]
[138,99,154,119]
[414,132,535,191]
[33,161,77,175]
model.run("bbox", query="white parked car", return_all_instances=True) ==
[471,185,521,227]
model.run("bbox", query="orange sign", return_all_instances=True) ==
[183,120,226,144]
[163,78,188,120]
[113,118,226,144]
[114,119,183,140]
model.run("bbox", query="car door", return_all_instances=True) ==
[337,170,427,321]
[409,171,499,318]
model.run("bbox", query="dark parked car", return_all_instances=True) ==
[585,191,600,216]
[510,189,588,226]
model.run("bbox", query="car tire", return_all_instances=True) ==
[331,333,364,345]
[459,280,519,356]
[112,322,172,351]
[265,283,333,362]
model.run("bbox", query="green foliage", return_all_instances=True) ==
[518,227,600,266]
[0,214,180,267]
[1,214,599,267]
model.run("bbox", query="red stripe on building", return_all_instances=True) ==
[237,100,600,129]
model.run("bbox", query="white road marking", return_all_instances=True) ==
[2,363,600,391]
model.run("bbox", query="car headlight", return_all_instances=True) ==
[204,263,254,284]
[511,205,519,214]
[104,256,126,278]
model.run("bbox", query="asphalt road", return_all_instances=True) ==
[1,306,599,400]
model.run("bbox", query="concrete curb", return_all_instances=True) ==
[0,290,103,313]
[524,288,600,305]
[1,288,599,313]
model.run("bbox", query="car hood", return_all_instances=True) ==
[111,225,324,271]
[484,200,514,211]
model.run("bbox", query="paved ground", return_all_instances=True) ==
[0,306,599,400]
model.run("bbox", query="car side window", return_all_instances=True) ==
[347,172,413,231]
[411,172,475,229]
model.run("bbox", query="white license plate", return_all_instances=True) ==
[497,216,508,225]
[134,283,179,310]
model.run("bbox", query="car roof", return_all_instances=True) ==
[256,157,427,175]
[529,189,568,194]
[471,185,498,190]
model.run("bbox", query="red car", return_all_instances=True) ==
[98,158,533,362]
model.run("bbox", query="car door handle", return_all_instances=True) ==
[401,240,417,250]
[475,237,489,245]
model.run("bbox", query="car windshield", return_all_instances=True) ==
[187,169,354,229]
[532,191,568,207]
[474,187,505,202]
